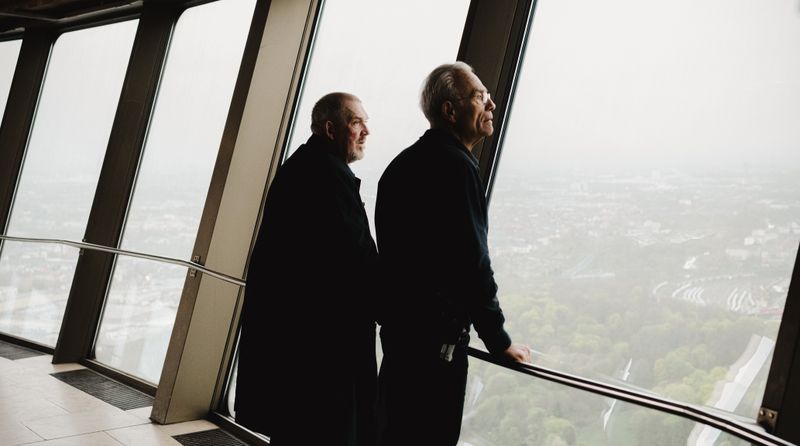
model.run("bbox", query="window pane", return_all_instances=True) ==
[0,22,137,345]
[94,0,255,383]
[226,0,471,416]
[488,0,800,421]
[462,358,758,446]
[0,39,21,113]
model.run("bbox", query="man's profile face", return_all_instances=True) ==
[453,71,495,146]
[336,99,370,163]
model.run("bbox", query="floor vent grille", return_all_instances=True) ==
[173,429,248,446]
[0,339,45,360]
[50,368,153,410]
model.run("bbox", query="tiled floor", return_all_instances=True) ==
[0,355,220,445]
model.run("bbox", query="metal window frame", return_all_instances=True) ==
[154,0,273,422]
[53,3,178,364]
[759,243,800,443]
[0,32,51,249]
[151,0,323,424]
[0,2,153,267]
[210,0,324,421]
[457,0,536,193]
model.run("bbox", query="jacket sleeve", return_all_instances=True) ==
[441,156,512,355]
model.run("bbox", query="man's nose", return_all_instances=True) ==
[486,97,496,111]
[363,123,370,135]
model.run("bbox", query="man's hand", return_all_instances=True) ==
[502,343,532,363]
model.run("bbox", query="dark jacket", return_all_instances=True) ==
[376,128,511,355]
[236,134,378,445]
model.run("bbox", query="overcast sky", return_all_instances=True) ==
[2,0,799,216]
[289,0,800,176]
[501,0,800,171]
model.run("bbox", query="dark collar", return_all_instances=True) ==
[305,134,356,180]
[422,128,479,167]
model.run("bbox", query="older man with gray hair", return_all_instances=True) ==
[236,92,378,445]
[375,63,531,445]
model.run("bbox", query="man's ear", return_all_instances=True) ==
[324,120,336,140]
[441,101,457,124]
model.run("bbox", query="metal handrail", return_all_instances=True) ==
[468,347,794,446]
[0,234,245,287]
[0,233,793,445]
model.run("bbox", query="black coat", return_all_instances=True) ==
[375,129,511,354]
[235,134,378,445]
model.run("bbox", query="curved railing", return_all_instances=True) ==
[0,233,794,446]
[468,347,792,446]
[0,234,245,286]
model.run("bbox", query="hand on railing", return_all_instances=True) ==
[502,342,532,364]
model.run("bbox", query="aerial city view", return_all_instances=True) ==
[0,155,797,446]
[460,165,799,445]
[0,0,797,444]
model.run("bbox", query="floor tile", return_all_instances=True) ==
[0,396,69,421]
[41,383,124,414]
[106,424,182,446]
[18,431,123,445]
[0,356,226,446]
[124,407,153,422]
[0,356,21,371]
[155,420,218,437]
[22,409,149,440]
[0,419,43,445]
[15,356,86,374]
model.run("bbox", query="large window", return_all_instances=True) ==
[93,0,255,384]
[486,0,800,433]
[0,39,21,113]
[0,22,137,346]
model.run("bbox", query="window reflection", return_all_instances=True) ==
[0,22,137,346]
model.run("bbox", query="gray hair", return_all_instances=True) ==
[311,92,358,135]
[420,61,474,126]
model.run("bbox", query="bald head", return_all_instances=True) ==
[310,92,370,163]
[311,92,360,136]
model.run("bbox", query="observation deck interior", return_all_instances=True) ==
[0,0,799,445]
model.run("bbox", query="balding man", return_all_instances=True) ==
[236,92,378,446]
[375,63,531,446]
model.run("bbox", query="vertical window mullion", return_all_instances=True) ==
[53,6,177,363]
[0,34,50,240]
[759,245,800,443]
[91,0,256,384]
[457,0,536,194]
[1,21,137,347]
